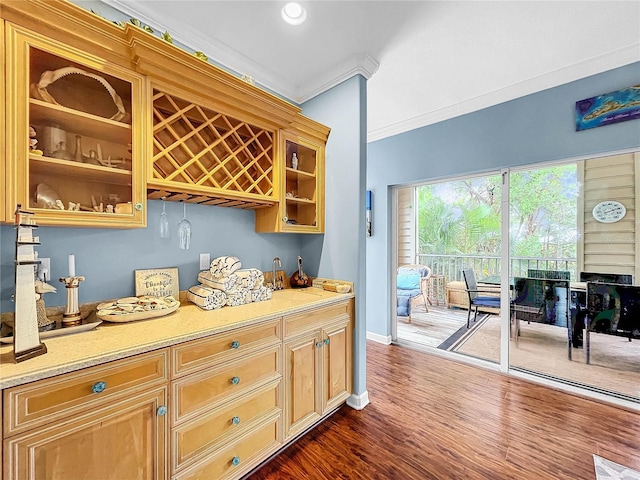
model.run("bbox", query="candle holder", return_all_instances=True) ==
[59,275,85,324]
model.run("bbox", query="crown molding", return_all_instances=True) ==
[297,53,379,104]
[367,42,640,143]
[101,0,378,104]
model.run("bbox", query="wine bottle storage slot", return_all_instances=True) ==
[151,89,275,201]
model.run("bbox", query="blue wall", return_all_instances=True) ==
[1,201,304,311]
[2,0,371,402]
[300,75,368,396]
[366,62,640,337]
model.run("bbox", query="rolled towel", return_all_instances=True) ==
[187,284,227,310]
[226,288,251,307]
[235,268,264,290]
[210,256,241,278]
[198,270,238,292]
[251,285,273,303]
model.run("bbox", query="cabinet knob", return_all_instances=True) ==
[157,405,167,416]
[232,456,241,467]
[92,381,107,393]
[232,416,241,426]
[231,376,240,385]
[316,342,323,348]
[282,216,288,222]
[134,203,143,211]
[324,338,330,345]
[231,340,240,349]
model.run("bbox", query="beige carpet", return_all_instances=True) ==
[455,315,640,399]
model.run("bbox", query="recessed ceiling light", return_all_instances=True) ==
[281,2,306,26]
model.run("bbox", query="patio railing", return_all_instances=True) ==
[415,253,577,283]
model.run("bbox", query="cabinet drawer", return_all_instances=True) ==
[4,349,169,436]
[172,319,281,378]
[284,302,349,339]
[172,345,280,425]
[173,379,281,473]
[174,416,280,480]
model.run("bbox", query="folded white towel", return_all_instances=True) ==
[187,284,227,310]
[198,270,238,292]
[226,288,251,307]
[210,256,241,278]
[235,268,264,290]
[251,285,273,302]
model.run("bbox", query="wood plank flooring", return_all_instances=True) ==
[397,305,468,348]
[247,340,640,480]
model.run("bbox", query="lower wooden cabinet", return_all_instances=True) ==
[285,330,322,436]
[4,387,169,480]
[323,318,353,412]
[2,350,170,480]
[1,298,354,480]
[284,302,353,439]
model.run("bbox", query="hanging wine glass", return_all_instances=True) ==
[160,198,169,238]
[177,201,191,250]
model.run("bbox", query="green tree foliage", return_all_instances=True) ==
[417,165,577,260]
[417,176,501,255]
[509,165,577,259]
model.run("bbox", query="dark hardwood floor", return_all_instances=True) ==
[248,340,640,479]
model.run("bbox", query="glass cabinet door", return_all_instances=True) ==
[5,23,146,227]
[281,134,324,233]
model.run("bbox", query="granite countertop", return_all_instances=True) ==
[0,288,354,389]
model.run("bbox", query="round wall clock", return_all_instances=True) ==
[592,200,626,223]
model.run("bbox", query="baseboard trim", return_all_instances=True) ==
[366,331,392,344]
[347,390,370,410]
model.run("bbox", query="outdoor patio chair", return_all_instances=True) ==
[462,268,501,328]
[397,264,431,322]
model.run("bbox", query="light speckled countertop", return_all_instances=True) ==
[0,288,354,389]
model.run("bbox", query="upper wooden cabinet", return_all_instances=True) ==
[4,22,147,228]
[1,0,330,231]
[1,19,6,224]
[256,119,330,234]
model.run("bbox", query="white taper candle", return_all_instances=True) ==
[68,254,76,277]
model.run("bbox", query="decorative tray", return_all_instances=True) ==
[96,295,179,323]
[0,318,102,344]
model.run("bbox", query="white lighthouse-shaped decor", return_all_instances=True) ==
[13,205,47,362]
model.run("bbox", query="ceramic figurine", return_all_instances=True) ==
[34,280,56,329]
[29,126,43,156]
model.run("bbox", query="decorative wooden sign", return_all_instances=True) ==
[134,267,179,298]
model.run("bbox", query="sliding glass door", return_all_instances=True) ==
[394,150,639,403]
[394,174,502,366]
[508,153,640,402]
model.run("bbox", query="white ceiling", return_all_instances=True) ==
[101,1,640,142]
